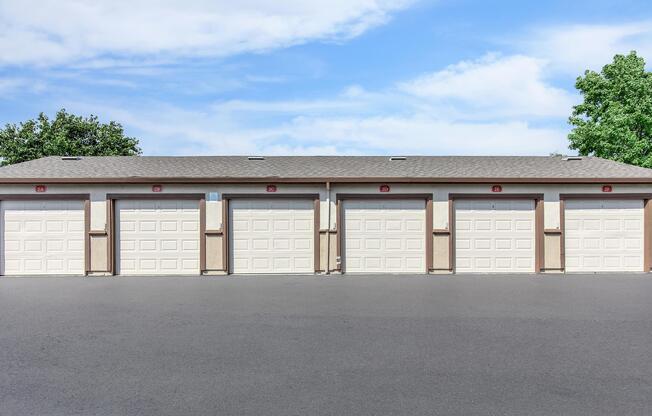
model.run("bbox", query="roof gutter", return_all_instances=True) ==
[1,177,652,184]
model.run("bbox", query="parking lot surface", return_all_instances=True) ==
[1,274,652,416]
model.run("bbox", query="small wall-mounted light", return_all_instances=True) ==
[266,185,277,193]
[491,185,503,193]
[379,184,391,192]
[602,185,613,193]
[152,185,163,193]
[35,185,47,193]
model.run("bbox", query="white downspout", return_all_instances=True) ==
[325,181,331,275]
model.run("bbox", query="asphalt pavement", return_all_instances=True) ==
[1,274,652,416]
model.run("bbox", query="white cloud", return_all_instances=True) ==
[0,78,24,95]
[523,22,652,74]
[211,98,364,115]
[0,77,48,96]
[0,0,414,66]
[398,54,576,118]
[83,102,567,156]
[264,115,567,155]
[64,52,572,157]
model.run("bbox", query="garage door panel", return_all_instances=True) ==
[495,257,512,269]
[364,257,382,269]
[294,238,311,250]
[515,220,532,231]
[624,219,642,230]
[344,199,426,274]
[456,220,471,231]
[474,257,491,270]
[252,219,269,232]
[514,257,533,269]
[160,221,176,231]
[2,200,86,276]
[160,240,177,251]
[116,199,200,275]
[294,219,311,231]
[160,259,180,270]
[456,238,471,250]
[495,220,512,231]
[455,199,535,273]
[274,219,290,231]
[624,238,641,249]
[405,238,423,250]
[24,239,42,252]
[138,259,156,271]
[475,220,491,231]
[564,199,644,272]
[495,239,511,250]
[624,256,641,267]
[583,238,600,249]
[139,221,156,232]
[405,257,423,269]
[365,239,381,250]
[474,238,491,250]
[253,258,269,270]
[67,240,84,251]
[364,220,381,232]
[230,199,314,274]
[602,238,618,249]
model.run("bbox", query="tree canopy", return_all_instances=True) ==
[0,109,141,166]
[568,51,652,168]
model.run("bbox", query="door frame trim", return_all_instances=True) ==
[0,193,91,276]
[108,193,206,275]
[449,193,544,274]
[335,193,433,274]
[559,193,651,272]
[222,193,321,274]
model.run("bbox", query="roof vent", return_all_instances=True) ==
[562,156,583,161]
[247,156,265,160]
[61,156,81,160]
[389,156,407,161]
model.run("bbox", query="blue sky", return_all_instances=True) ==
[1,0,651,156]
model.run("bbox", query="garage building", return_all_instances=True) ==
[0,155,651,276]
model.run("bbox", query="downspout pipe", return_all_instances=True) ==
[325,181,331,275]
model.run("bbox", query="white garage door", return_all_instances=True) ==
[565,199,644,272]
[343,199,426,273]
[1,200,85,275]
[230,199,314,274]
[455,199,535,273]
[116,199,200,275]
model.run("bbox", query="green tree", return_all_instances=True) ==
[568,51,652,168]
[0,109,141,166]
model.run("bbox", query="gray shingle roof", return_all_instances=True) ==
[1,155,652,183]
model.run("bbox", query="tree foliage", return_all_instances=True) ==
[0,109,141,166]
[568,51,652,167]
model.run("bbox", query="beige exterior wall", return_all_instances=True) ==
[1,181,652,275]
[544,233,562,271]
[432,233,450,271]
[89,234,109,273]
[319,232,328,272]
[205,234,224,271]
